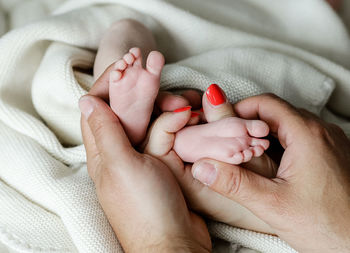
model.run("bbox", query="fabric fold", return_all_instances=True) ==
[1,0,350,252]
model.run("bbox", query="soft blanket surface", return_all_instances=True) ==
[1,0,350,252]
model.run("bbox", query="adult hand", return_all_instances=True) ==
[156,85,276,234]
[79,66,211,253]
[192,94,350,252]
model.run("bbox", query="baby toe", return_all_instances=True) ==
[245,120,269,138]
[123,53,135,65]
[231,152,244,164]
[242,149,253,162]
[250,138,270,150]
[130,48,142,67]
[146,51,165,76]
[109,70,122,84]
[251,146,264,157]
[129,47,141,58]
[115,59,127,71]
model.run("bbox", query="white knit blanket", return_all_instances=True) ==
[1,0,350,252]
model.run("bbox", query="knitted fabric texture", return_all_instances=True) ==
[1,0,350,252]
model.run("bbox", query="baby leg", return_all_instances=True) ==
[94,19,157,80]
[94,19,163,145]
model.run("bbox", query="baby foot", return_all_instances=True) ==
[109,47,165,145]
[174,117,269,164]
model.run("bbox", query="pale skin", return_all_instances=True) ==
[79,89,350,253]
[93,18,278,234]
[94,19,271,165]
[79,94,211,253]
[108,47,270,164]
[93,19,275,234]
[82,1,349,249]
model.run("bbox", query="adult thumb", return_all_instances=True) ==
[79,95,134,163]
[191,159,278,214]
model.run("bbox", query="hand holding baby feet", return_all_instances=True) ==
[174,116,270,164]
[143,105,274,234]
[160,84,276,234]
[143,106,192,165]
[109,47,165,145]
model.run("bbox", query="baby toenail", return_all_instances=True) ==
[192,162,217,186]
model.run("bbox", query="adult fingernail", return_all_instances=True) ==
[79,96,94,119]
[173,106,192,113]
[206,84,226,106]
[191,112,200,117]
[192,162,217,186]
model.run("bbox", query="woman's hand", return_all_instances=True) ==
[192,94,350,252]
[155,86,276,234]
[79,94,211,253]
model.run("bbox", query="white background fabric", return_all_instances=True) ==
[1,0,350,252]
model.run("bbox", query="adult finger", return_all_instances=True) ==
[88,62,117,101]
[192,159,279,218]
[80,113,100,179]
[144,106,192,157]
[187,110,201,126]
[233,94,306,148]
[202,84,235,122]
[79,95,134,163]
[80,62,118,179]
[156,91,190,112]
[181,90,202,109]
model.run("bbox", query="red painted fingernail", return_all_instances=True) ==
[191,112,200,118]
[174,106,192,113]
[206,84,226,106]
[200,108,204,112]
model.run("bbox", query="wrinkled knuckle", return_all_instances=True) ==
[223,169,242,198]
[329,123,344,134]
[86,153,102,179]
[262,93,292,110]
[266,190,287,215]
[89,118,106,140]
[269,191,282,208]
[307,120,328,137]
